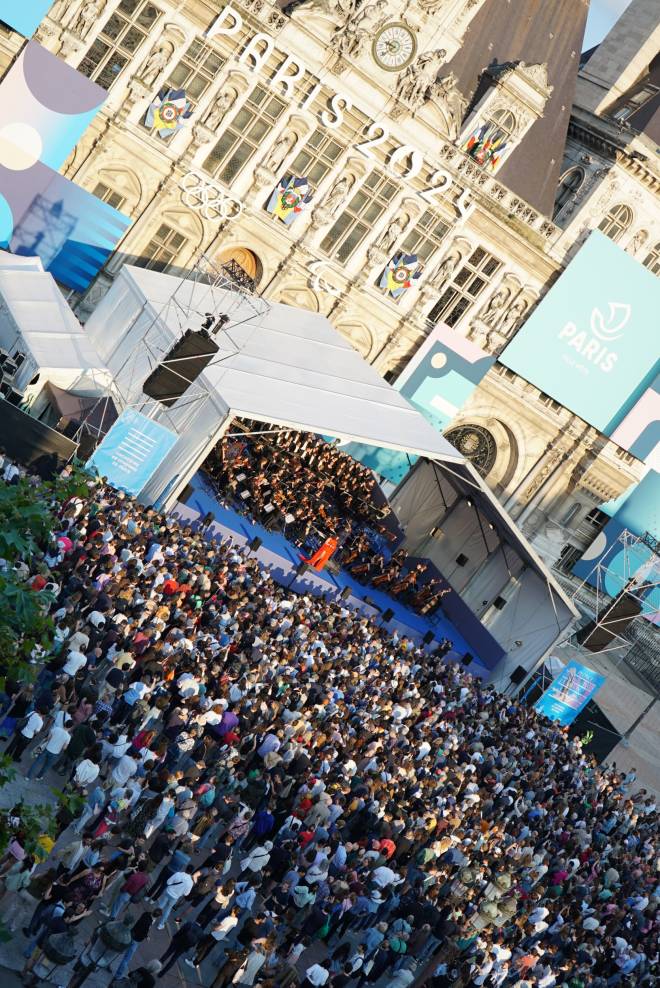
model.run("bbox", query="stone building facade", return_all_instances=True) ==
[0,0,657,570]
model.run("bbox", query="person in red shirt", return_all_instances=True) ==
[107,864,150,918]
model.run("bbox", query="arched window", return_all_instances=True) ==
[491,108,517,133]
[553,167,584,218]
[598,203,633,241]
[643,241,660,276]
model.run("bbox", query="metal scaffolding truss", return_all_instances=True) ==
[570,528,660,657]
[72,252,271,445]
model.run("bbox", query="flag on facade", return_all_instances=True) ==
[380,253,422,299]
[145,89,191,139]
[267,175,312,225]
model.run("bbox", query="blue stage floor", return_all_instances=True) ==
[173,474,489,675]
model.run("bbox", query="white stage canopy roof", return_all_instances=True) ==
[87,264,464,464]
[0,251,110,395]
[84,264,577,676]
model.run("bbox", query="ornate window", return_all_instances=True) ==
[400,210,450,263]
[444,424,497,477]
[203,84,287,186]
[137,223,187,272]
[463,107,517,171]
[162,39,225,111]
[289,129,343,188]
[428,247,502,328]
[598,203,633,242]
[643,242,660,276]
[553,167,584,218]
[92,183,126,211]
[321,169,399,263]
[78,0,161,90]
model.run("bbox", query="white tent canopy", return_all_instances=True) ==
[86,264,465,464]
[84,265,577,676]
[0,251,111,396]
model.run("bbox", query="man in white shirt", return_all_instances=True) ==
[111,752,138,787]
[302,962,330,986]
[63,649,88,677]
[6,709,43,761]
[156,866,195,928]
[27,711,71,780]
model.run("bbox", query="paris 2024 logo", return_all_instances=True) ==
[558,302,631,373]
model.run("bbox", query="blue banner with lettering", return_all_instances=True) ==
[535,659,606,726]
[86,410,177,497]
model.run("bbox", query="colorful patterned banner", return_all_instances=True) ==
[0,39,130,290]
[145,89,191,139]
[379,252,422,300]
[462,119,511,172]
[267,175,312,225]
[0,41,107,170]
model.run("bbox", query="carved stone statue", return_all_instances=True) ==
[205,91,235,130]
[417,0,451,10]
[140,44,171,88]
[332,0,387,59]
[629,229,649,255]
[377,215,408,254]
[71,0,103,38]
[49,0,74,21]
[264,131,297,173]
[498,297,529,337]
[323,174,354,213]
[480,287,512,329]
[430,72,467,139]
[434,249,462,289]
[395,49,447,115]
[287,0,357,18]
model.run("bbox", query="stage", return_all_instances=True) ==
[172,472,490,676]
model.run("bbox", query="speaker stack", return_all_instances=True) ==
[0,350,25,406]
[577,586,644,652]
[143,329,219,407]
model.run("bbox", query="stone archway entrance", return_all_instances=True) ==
[217,247,262,291]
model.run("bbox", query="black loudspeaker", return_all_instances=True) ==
[455,553,469,567]
[462,652,473,667]
[493,596,507,610]
[423,630,434,645]
[382,608,395,622]
[509,664,527,686]
[339,586,352,601]
[295,561,309,577]
[143,329,219,406]
[248,537,263,552]
[179,484,194,504]
[577,587,643,652]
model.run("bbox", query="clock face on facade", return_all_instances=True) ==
[372,22,417,72]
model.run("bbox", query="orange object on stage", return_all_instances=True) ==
[302,536,338,571]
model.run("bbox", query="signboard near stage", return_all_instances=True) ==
[535,659,606,726]
[500,231,660,437]
[341,325,495,484]
[86,410,177,497]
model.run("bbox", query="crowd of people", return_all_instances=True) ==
[206,423,449,616]
[0,453,657,988]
